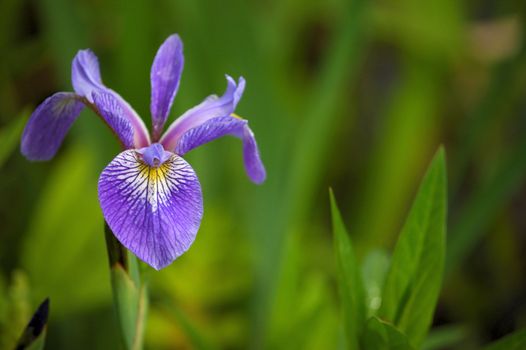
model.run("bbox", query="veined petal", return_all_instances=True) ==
[98,149,203,270]
[175,116,266,184]
[21,92,84,161]
[71,49,104,102]
[150,34,184,139]
[71,49,150,147]
[160,75,245,150]
[92,91,135,149]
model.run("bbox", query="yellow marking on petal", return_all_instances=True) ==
[231,113,245,120]
[148,163,170,184]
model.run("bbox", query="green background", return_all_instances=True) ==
[0,0,525,348]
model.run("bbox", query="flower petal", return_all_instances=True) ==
[71,49,150,147]
[150,34,184,139]
[71,49,104,102]
[21,92,84,161]
[175,116,266,184]
[160,75,245,150]
[92,91,135,149]
[98,149,203,270]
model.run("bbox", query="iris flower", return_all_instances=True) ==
[21,34,266,270]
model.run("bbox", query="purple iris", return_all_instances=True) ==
[21,34,266,270]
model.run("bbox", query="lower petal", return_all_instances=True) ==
[98,150,203,270]
[21,92,84,161]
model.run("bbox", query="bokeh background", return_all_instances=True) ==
[0,0,525,349]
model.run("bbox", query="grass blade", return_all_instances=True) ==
[330,190,365,349]
[380,147,447,348]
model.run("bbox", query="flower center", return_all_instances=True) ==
[137,143,172,168]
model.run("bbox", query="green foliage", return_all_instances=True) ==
[105,227,147,350]
[20,145,110,316]
[330,189,366,349]
[362,317,414,350]
[0,271,31,349]
[331,149,447,349]
[380,148,446,348]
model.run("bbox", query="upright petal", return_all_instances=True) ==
[71,49,104,102]
[98,149,203,270]
[21,92,84,161]
[92,91,135,149]
[150,34,184,139]
[174,116,266,184]
[71,49,151,147]
[160,75,245,150]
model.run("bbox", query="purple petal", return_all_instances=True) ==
[71,49,104,102]
[92,91,135,149]
[150,34,184,140]
[160,75,245,150]
[71,49,150,147]
[21,92,84,161]
[98,148,203,270]
[175,116,266,184]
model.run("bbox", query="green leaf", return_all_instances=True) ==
[0,108,28,168]
[14,298,49,350]
[105,225,147,350]
[483,329,526,350]
[330,189,366,349]
[110,265,147,350]
[362,317,414,350]
[379,148,447,348]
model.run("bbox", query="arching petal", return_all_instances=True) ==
[71,49,150,147]
[71,49,104,101]
[150,34,184,139]
[92,91,135,149]
[160,75,245,150]
[98,149,203,270]
[21,92,84,161]
[175,116,266,184]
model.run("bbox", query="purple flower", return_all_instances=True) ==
[21,34,266,270]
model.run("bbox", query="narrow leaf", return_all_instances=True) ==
[379,147,447,348]
[362,316,414,350]
[483,329,526,350]
[105,225,147,350]
[330,189,366,349]
[14,298,49,350]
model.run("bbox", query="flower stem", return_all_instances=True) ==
[104,222,148,350]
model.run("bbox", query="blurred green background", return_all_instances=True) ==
[0,0,525,349]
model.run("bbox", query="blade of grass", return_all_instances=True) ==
[330,190,366,349]
[380,148,447,348]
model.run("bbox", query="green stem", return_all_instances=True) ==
[104,223,148,350]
